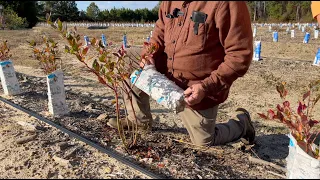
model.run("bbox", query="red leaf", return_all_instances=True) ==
[158,163,165,168]
[309,120,319,128]
[267,109,276,119]
[82,47,89,55]
[257,113,268,119]
[276,111,284,121]
[297,101,307,115]
[277,104,284,112]
[283,101,290,108]
[303,91,310,101]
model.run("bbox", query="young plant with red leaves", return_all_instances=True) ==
[0,40,12,61]
[258,81,320,159]
[28,36,61,75]
[46,16,159,150]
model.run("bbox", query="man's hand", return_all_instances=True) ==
[184,83,206,106]
[139,57,155,68]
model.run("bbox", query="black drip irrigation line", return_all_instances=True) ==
[0,96,165,179]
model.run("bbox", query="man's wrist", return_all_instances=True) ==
[200,81,209,95]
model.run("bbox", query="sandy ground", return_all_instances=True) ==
[0,25,320,178]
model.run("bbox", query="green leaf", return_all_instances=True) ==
[91,38,97,46]
[65,45,70,53]
[99,54,106,62]
[106,75,113,83]
[92,59,100,72]
[101,67,106,75]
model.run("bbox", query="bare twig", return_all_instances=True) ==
[267,170,286,179]
[248,156,287,172]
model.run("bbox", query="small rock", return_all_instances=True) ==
[52,155,71,167]
[139,158,153,164]
[63,147,79,159]
[16,121,38,131]
[105,167,112,174]
[197,174,203,179]
[93,97,101,102]
[16,134,37,144]
[58,142,70,151]
[97,113,108,120]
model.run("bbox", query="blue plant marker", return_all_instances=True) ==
[289,138,295,147]
[48,74,56,79]
[273,31,278,42]
[147,36,150,42]
[253,41,261,61]
[123,34,127,48]
[101,34,107,47]
[84,36,90,46]
[157,97,164,103]
[313,48,320,66]
[303,32,310,43]
[0,60,12,66]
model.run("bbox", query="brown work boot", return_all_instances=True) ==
[236,108,256,145]
[107,117,152,131]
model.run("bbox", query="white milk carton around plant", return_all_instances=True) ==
[47,69,69,116]
[291,30,295,38]
[286,133,320,179]
[315,30,319,39]
[253,26,257,37]
[0,60,21,95]
[130,65,185,113]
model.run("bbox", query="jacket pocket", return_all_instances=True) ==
[183,20,207,51]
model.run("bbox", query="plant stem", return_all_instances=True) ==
[114,86,129,152]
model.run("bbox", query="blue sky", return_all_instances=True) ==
[76,1,159,11]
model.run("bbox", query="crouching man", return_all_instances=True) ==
[108,1,255,146]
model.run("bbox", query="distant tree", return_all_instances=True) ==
[0,1,38,28]
[78,10,89,21]
[86,2,100,21]
[50,1,79,22]
[3,7,28,29]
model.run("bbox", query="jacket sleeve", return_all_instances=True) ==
[201,1,253,96]
[311,1,320,19]
[140,2,167,73]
